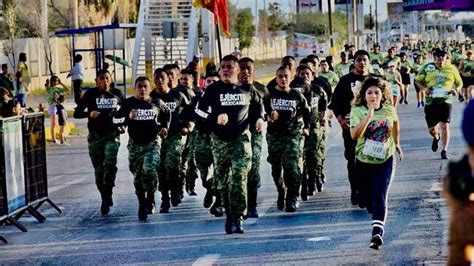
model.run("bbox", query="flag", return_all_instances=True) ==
[193,0,231,37]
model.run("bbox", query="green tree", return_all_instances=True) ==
[235,8,255,50]
[289,11,348,45]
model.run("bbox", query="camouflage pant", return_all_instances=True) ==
[184,131,199,190]
[159,134,186,192]
[304,122,324,185]
[248,129,263,194]
[180,131,198,191]
[267,131,304,197]
[88,131,120,190]
[316,122,327,179]
[211,131,252,216]
[194,130,213,190]
[128,139,160,193]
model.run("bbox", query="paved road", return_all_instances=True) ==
[0,94,467,264]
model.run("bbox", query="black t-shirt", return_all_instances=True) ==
[265,86,310,135]
[328,72,373,119]
[196,80,263,141]
[291,77,326,124]
[150,89,189,135]
[73,87,124,134]
[114,97,171,145]
[176,85,197,102]
[313,76,332,104]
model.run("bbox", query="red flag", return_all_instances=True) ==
[193,0,231,37]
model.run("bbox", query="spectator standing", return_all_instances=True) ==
[68,54,85,105]
[16,53,31,107]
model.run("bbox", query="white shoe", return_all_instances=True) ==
[60,142,71,146]
[51,140,61,145]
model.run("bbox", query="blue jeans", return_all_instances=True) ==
[16,93,26,107]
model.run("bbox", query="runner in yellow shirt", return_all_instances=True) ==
[415,48,463,159]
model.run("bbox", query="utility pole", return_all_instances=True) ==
[353,0,357,48]
[296,0,300,14]
[255,0,258,37]
[375,0,378,44]
[346,0,350,45]
[328,0,334,49]
[72,0,79,28]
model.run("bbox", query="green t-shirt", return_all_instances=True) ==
[47,86,67,106]
[350,104,398,164]
[384,70,399,85]
[319,70,339,88]
[384,56,401,69]
[335,62,351,78]
[451,51,466,65]
[369,52,385,64]
[461,59,474,77]
[400,60,411,74]
[411,62,423,75]
[414,62,463,105]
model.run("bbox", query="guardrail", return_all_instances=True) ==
[0,113,62,244]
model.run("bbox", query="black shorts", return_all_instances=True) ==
[424,102,452,128]
[400,72,410,85]
[414,82,421,93]
[462,76,474,88]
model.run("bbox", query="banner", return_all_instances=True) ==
[403,0,474,11]
[299,0,322,12]
[289,33,330,58]
[3,118,26,213]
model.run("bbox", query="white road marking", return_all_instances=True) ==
[306,236,331,242]
[429,182,442,192]
[192,254,220,266]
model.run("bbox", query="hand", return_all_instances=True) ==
[396,145,403,161]
[337,116,349,130]
[320,118,326,127]
[255,118,265,133]
[187,121,195,132]
[217,113,228,125]
[426,87,433,95]
[129,109,138,120]
[450,89,457,96]
[268,110,279,122]
[302,128,309,137]
[367,106,375,118]
[90,110,101,118]
[181,127,189,135]
[118,126,126,134]
[159,128,168,139]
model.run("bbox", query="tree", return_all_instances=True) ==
[289,11,348,46]
[235,8,255,51]
[2,0,18,68]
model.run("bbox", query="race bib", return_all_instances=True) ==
[431,87,447,98]
[363,139,387,159]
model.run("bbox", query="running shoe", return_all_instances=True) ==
[369,234,383,250]
[421,101,425,107]
[431,135,440,152]
[399,97,404,104]
[61,142,71,146]
[404,99,408,104]
[459,94,464,102]
[441,150,449,160]
[417,102,421,108]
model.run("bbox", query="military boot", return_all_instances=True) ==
[232,215,244,234]
[160,191,170,213]
[300,181,308,201]
[203,189,214,208]
[209,193,223,217]
[99,186,113,215]
[225,210,233,234]
[285,191,298,213]
[171,186,182,207]
[136,192,148,221]
[146,190,156,214]
[247,192,259,218]
[277,186,285,211]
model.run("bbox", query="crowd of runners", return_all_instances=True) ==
[67,38,472,251]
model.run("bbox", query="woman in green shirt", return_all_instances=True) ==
[384,62,403,109]
[47,76,69,144]
[350,77,403,250]
[458,50,474,103]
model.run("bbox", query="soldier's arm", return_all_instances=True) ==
[73,91,89,119]
[157,100,172,131]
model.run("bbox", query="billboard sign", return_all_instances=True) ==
[387,2,404,21]
[403,0,474,11]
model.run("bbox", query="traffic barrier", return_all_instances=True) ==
[0,113,61,242]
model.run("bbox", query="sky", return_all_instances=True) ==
[231,0,391,21]
[230,0,474,22]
